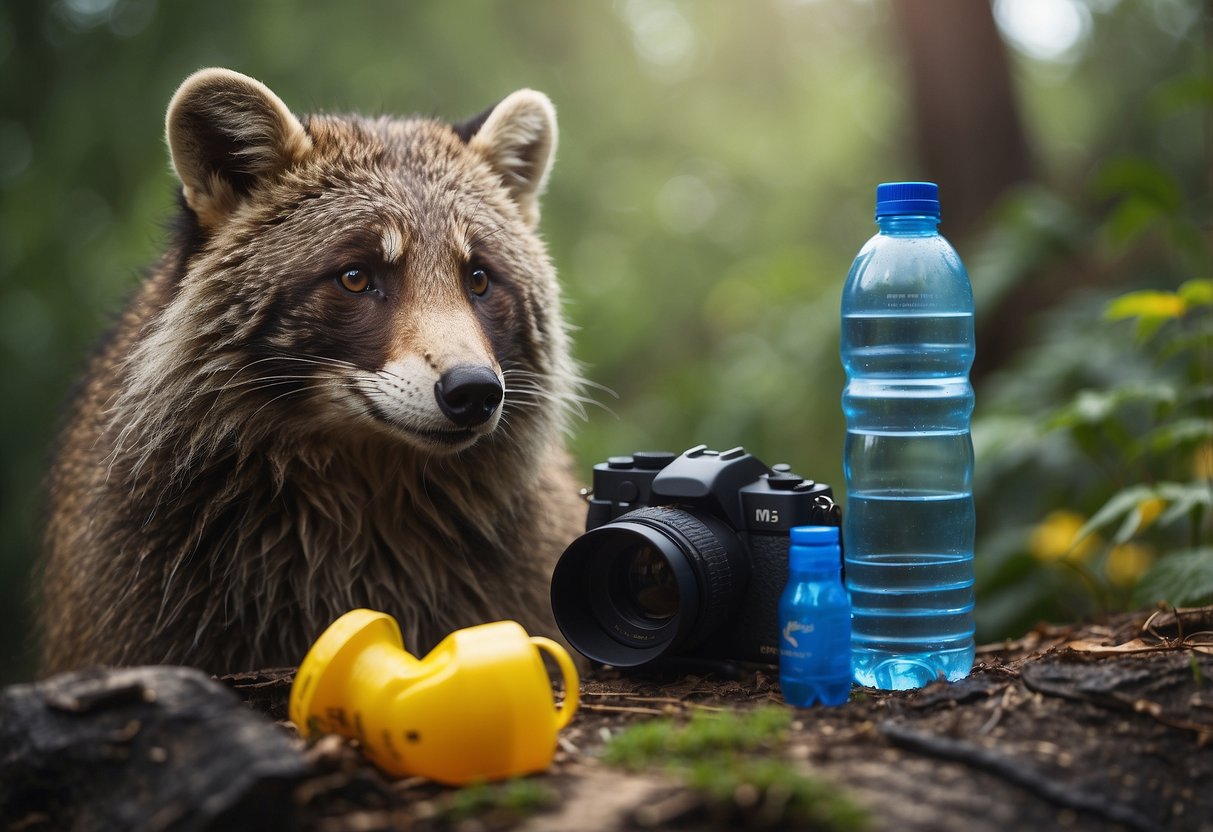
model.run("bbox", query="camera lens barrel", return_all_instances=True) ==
[550,506,749,667]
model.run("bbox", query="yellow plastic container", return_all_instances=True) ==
[289,609,579,785]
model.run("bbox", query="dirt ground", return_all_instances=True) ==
[220,605,1213,832]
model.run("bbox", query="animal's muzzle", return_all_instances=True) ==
[434,364,504,428]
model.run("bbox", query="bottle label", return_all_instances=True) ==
[781,619,814,654]
[884,291,938,309]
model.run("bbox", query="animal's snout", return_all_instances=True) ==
[435,365,503,428]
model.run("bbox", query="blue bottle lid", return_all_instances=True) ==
[789,525,841,571]
[875,181,940,219]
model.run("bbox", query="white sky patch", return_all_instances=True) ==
[994,0,1092,63]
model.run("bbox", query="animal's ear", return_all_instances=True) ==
[461,90,557,227]
[165,68,312,228]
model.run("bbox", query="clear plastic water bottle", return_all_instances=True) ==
[840,181,975,690]
[779,526,852,707]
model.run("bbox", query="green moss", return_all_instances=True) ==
[603,706,867,831]
[438,777,556,823]
[602,704,791,771]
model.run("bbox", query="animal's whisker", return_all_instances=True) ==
[218,353,362,379]
[246,383,360,422]
[504,382,615,420]
[210,374,367,392]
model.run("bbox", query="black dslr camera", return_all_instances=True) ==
[550,445,838,668]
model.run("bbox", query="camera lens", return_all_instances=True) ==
[550,506,749,667]
[615,543,679,622]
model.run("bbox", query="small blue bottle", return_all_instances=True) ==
[779,526,852,707]
[841,181,976,690]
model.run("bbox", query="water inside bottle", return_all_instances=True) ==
[844,491,975,689]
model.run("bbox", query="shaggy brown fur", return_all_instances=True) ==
[40,68,589,675]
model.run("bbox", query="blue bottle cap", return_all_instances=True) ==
[790,526,838,546]
[789,525,841,571]
[875,181,940,219]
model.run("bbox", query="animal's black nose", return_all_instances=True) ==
[435,365,504,428]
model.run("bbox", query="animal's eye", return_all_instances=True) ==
[337,267,373,294]
[469,268,489,296]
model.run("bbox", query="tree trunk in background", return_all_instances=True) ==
[890,0,1035,380]
[890,0,1033,241]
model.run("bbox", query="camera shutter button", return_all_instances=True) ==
[633,451,677,470]
[767,473,803,490]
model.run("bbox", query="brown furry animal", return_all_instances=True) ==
[40,68,588,675]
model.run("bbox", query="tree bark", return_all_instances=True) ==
[889,0,1033,241]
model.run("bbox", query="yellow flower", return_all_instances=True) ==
[1194,441,1213,481]
[1029,510,1099,563]
[1135,497,1166,531]
[1106,543,1156,588]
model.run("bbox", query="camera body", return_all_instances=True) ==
[551,445,838,668]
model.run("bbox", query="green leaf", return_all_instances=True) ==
[1154,481,1213,527]
[1179,279,1213,308]
[1112,510,1143,546]
[1103,197,1165,250]
[1142,418,1213,456]
[1046,382,1177,430]
[1093,158,1182,211]
[1132,547,1213,607]
[1168,223,1213,276]
[1076,484,1156,544]
[1136,316,1168,341]
[1181,385,1213,408]
[1105,290,1186,321]
[1158,325,1213,363]
[1151,75,1213,116]
[1077,481,1210,546]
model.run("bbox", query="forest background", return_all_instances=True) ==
[0,0,1208,684]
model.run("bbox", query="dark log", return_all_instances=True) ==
[0,665,309,832]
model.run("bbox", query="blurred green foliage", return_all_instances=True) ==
[973,145,1213,638]
[0,0,1207,682]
